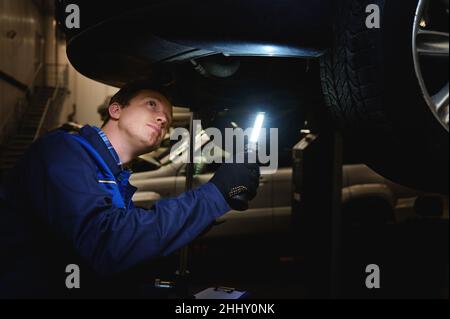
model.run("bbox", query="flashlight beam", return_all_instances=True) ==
[250,113,265,143]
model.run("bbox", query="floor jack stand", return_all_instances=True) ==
[154,112,195,299]
[154,112,247,299]
[292,129,343,298]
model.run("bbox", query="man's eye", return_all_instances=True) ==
[148,100,157,107]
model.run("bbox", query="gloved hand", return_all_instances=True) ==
[209,162,261,209]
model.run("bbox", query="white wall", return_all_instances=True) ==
[0,0,43,138]
[0,0,118,141]
[58,43,119,127]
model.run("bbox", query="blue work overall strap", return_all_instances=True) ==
[66,133,126,209]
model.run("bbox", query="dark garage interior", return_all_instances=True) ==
[0,0,448,302]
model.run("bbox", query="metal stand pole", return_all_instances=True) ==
[292,130,343,298]
[175,111,195,298]
[154,112,195,299]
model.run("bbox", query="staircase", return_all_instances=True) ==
[0,87,56,173]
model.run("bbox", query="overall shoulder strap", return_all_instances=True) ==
[66,133,126,209]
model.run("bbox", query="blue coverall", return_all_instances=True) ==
[0,125,230,298]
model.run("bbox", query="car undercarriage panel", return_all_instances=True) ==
[58,0,332,87]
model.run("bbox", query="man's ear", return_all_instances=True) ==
[108,103,122,120]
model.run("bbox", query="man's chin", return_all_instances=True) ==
[143,141,161,154]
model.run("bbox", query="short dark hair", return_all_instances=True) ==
[101,79,172,127]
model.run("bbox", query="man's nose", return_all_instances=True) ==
[156,113,168,126]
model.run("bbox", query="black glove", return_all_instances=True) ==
[209,162,261,209]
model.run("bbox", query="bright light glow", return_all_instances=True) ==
[420,18,427,28]
[250,113,265,143]
[262,46,276,54]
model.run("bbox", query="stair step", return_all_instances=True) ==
[12,139,34,144]
[23,113,43,117]
[22,124,40,129]
[0,157,17,163]
[0,160,19,167]
[22,122,40,127]
[4,151,28,157]
[23,119,43,124]
[17,129,37,135]
[20,126,38,131]
[20,123,39,128]
[4,145,29,151]
[28,107,46,112]
[1,152,22,158]
[0,156,17,161]
[11,142,33,146]
[8,145,32,150]
[5,142,30,148]
[8,140,32,146]
[36,96,53,101]
[19,129,38,134]
[0,165,15,171]
[26,111,45,116]
[30,104,48,109]
[19,126,37,136]
[0,162,14,167]
[13,135,35,140]
[11,135,34,139]
[22,119,41,124]
[0,87,66,165]
[25,116,44,120]
[2,151,26,157]
[1,161,22,168]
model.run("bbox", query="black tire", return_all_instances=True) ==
[320,0,448,193]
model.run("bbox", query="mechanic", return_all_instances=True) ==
[0,80,260,298]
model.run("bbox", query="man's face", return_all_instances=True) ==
[116,90,173,154]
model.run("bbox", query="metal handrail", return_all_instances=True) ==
[28,63,43,96]
[0,63,43,145]
[0,98,27,146]
[33,64,69,141]
[1,63,43,122]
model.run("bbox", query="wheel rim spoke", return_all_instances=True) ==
[413,0,449,131]
[417,30,449,57]
[433,83,449,125]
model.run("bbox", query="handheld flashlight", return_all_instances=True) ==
[248,112,265,151]
[228,112,265,211]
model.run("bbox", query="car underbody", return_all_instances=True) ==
[57,0,449,192]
